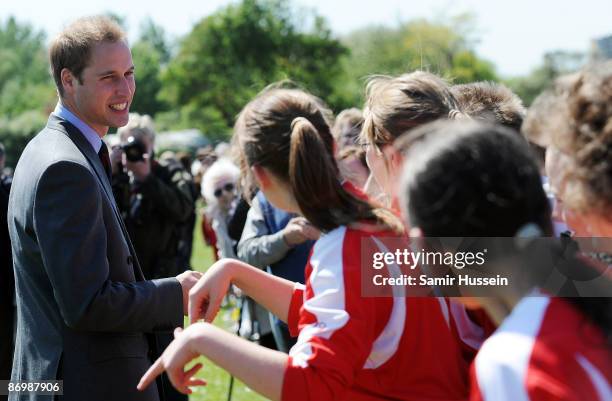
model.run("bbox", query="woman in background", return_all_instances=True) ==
[201,159,240,259]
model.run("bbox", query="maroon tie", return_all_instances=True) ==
[98,144,112,181]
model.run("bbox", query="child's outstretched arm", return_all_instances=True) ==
[137,323,287,400]
[188,258,297,324]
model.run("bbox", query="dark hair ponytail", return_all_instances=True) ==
[236,87,402,234]
[289,117,402,232]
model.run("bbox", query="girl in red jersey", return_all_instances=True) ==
[138,87,474,401]
[397,119,611,401]
[359,71,464,209]
[362,71,497,351]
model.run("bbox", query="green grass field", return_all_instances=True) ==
[187,211,268,401]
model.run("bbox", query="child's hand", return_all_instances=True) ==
[188,259,234,324]
[137,326,208,394]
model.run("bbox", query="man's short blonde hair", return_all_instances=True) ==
[50,15,126,97]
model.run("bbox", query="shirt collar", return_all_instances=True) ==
[53,102,103,153]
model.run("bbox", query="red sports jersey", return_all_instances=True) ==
[282,224,480,401]
[470,295,612,401]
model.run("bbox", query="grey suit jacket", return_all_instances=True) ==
[7,114,183,401]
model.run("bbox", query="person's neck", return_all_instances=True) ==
[583,214,612,239]
[480,286,531,326]
[60,98,108,138]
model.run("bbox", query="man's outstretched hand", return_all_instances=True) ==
[176,270,204,315]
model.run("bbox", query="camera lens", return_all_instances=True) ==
[121,136,146,162]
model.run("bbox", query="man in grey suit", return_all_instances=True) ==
[7,16,202,401]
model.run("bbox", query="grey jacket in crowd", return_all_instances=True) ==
[237,196,292,268]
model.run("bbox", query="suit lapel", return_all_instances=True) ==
[46,115,146,281]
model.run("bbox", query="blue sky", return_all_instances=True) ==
[1,0,610,77]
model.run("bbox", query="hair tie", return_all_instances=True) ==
[448,109,470,120]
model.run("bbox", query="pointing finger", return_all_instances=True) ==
[137,357,165,391]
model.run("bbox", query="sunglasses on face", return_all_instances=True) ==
[214,183,235,198]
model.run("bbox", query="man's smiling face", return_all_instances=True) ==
[64,40,135,136]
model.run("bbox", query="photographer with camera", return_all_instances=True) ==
[110,113,195,281]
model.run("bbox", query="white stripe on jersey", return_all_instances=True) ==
[475,296,551,401]
[290,227,349,368]
[437,297,450,328]
[576,354,612,401]
[449,300,485,350]
[364,237,407,369]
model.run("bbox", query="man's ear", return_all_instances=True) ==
[251,165,270,190]
[60,68,76,95]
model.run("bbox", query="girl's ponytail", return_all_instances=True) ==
[289,117,402,233]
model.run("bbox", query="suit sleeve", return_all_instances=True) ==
[34,160,183,332]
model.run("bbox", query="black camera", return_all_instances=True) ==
[121,136,147,162]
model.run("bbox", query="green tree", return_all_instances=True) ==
[451,50,496,83]
[340,14,498,105]
[131,39,168,116]
[0,17,56,167]
[138,18,172,64]
[0,110,48,168]
[505,50,586,106]
[159,0,347,139]
[0,17,56,118]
